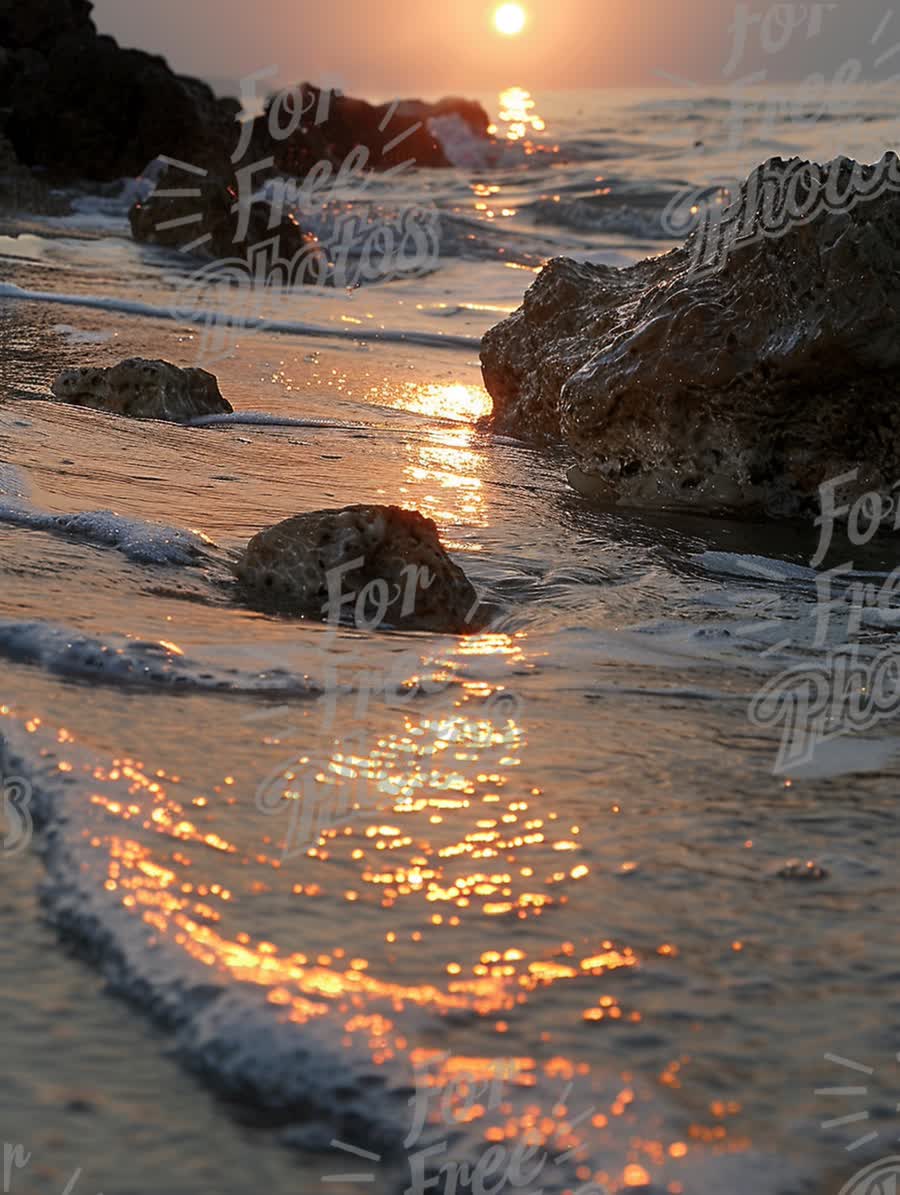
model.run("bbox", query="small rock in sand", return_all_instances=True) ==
[234,505,478,633]
[51,358,233,422]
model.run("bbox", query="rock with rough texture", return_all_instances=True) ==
[235,506,478,632]
[129,167,309,260]
[481,155,900,519]
[51,360,233,422]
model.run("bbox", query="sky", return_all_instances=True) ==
[90,0,882,100]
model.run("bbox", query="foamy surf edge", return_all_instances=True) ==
[0,463,214,566]
[0,620,321,697]
[0,283,480,351]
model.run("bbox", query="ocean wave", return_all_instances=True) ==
[0,714,801,1192]
[693,551,819,584]
[0,282,480,351]
[0,463,213,566]
[0,620,320,696]
[527,196,673,239]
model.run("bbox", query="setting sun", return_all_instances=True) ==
[493,3,527,36]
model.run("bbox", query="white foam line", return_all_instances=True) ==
[184,412,485,435]
[0,284,480,352]
[186,412,373,430]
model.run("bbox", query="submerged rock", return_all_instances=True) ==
[777,859,829,882]
[481,155,900,519]
[51,359,233,422]
[129,166,310,260]
[235,506,478,632]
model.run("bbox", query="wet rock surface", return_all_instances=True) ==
[481,155,900,519]
[51,359,233,422]
[235,506,478,632]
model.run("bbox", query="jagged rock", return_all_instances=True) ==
[129,166,310,260]
[235,506,478,632]
[481,155,900,519]
[51,359,233,422]
[0,0,491,185]
[4,0,236,181]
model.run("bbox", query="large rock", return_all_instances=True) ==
[481,155,900,519]
[0,0,94,51]
[0,125,69,215]
[264,84,492,177]
[235,506,478,632]
[0,0,491,186]
[129,166,310,260]
[51,359,233,422]
[4,1,236,181]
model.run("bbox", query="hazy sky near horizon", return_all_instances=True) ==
[90,0,886,98]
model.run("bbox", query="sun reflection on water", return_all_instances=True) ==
[491,86,548,144]
[368,380,492,423]
[3,676,751,1191]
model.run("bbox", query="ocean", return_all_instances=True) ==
[2,82,900,1195]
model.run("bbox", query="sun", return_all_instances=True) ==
[494,3,527,36]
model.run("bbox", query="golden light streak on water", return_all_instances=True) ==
[496,87,547,144]
[4,702,751,1190]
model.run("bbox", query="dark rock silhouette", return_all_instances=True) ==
[5,25,237,181]
[0,0,491,185]
[261,85,491,177]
